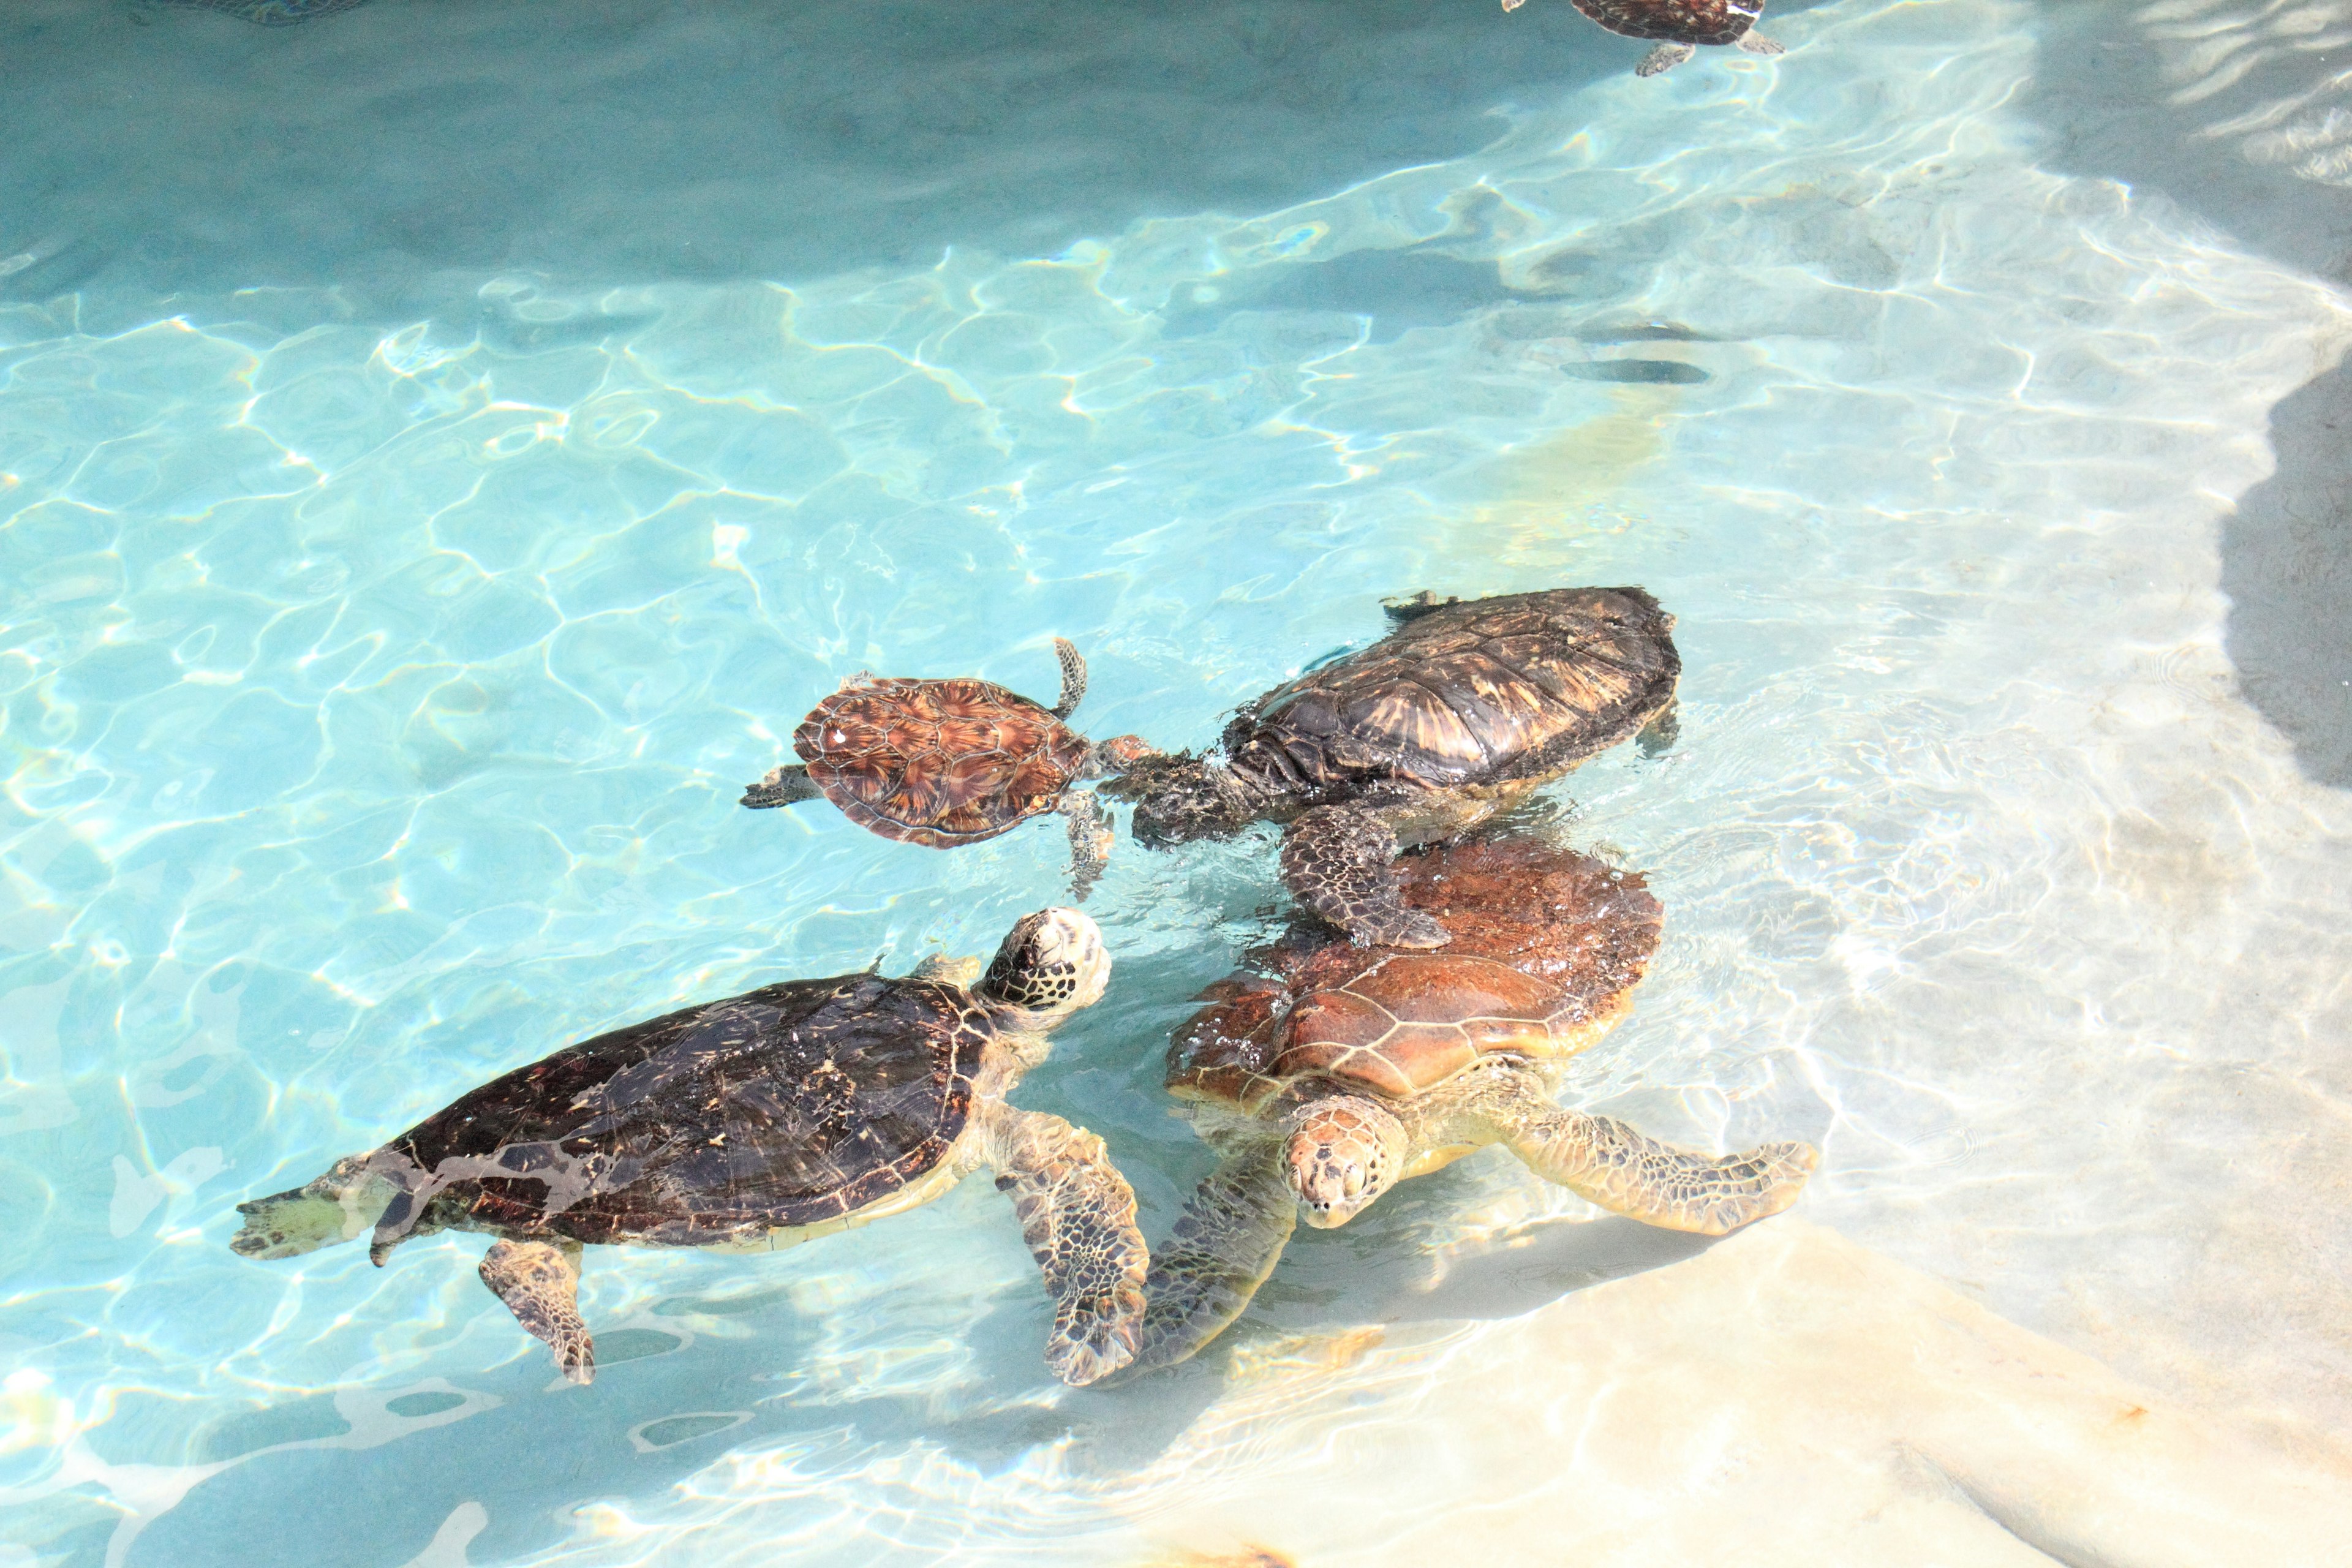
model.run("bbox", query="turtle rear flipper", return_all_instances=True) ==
[1635,695,1680,757]
[1049,638,1088,721]
[984,1106,1146,1386]
[1380,590,1460,625]
[481,1238,595,1385]
[1498,1092,1817,1235]
[741,764,823,810]
[1060,790,1112,901]
[1280,805,1449,949]
[1636,41,1695,74]
[1110,1143,1298,1382]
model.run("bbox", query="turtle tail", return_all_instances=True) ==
[230,1156,396,1260]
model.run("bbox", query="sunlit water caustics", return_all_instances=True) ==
[6,0,2352,1563]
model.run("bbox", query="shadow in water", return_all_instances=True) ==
[131,1186,1707,1567]
[2221,363,2352,786]
[2021,1,2352,788]
[7,0,1633,320]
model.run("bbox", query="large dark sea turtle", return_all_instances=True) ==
[742,639,1155,897]
[1107,588,1679,948]
[230,910,1148,1387]
[1502,0,1785,76]
[1120,836,1817,1374]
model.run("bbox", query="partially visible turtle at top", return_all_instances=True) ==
[1107,587,1680,948]
[1501,0,1785,77]
[1121,835,1818,1375]
[230,909,1148,1387]
[742,639,1156,899]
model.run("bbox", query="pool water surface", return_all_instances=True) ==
[5,0,2352,1563]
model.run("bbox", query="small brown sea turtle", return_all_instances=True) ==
[742,639,1156,897]
[1107,588,1679,948]
[1122,835,1817,1374]
[1501,0,1784,77]
[230,910,1148,1387]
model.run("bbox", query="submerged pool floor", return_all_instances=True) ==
[4,1,2352,1564]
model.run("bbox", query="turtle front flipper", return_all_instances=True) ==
[1736,32,1785,55]
[230,1155,398,1259]
[741,763,823,810]
[1499,1097,1818,1235]
[1060,790,1112,901]
[1049,638,1088,720]
[1114,1142,1298,1381]
[1279,805,1449,949]
[480,1238,595,1385]
[982,1106,1147,1386]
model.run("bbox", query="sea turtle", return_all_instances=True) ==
[1499,0,1785,77]
[1123,835,1818,1374]
[1106,587,1680,948]
[229,909,1149,1387]
[741,639,1156,897]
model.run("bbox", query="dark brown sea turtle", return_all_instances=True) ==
[1502,0,1784,76]
[1121,836,1817,1374]
[1107,588,1679,948]
[229,910,1148,1387]
[742,639,1155,897]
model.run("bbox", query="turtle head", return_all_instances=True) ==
[978,908,1110,1027]
[1281,1094,1409,1228]
[1104,751,1260,845]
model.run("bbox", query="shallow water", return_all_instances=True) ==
[5,0,2352,1563]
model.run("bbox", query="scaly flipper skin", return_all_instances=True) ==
[1283,1094,1409,1228]
[1061,790,1112,900]
[1637,42,1697,74]
[480,1238,594,1384]
[984,1106,1147,1386]
[1116,1143,1298,1380]
[1279,805,1449,949]
[1737,31,1785,53]
[231,1156,396,1258]
[1489,1072,1817,1234]
[740,763,823,810]
[1050,638,1088,721]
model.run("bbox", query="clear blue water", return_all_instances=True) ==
[7,0,2352,1563]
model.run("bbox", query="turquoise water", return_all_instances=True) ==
[7,0,2352,1563]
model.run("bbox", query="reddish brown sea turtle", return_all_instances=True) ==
[1503,0,1785,77]
[742,639,1155,896]
[1108,588,1679,946]
[230,910,1148,1387]
[1120,835,1817,1374]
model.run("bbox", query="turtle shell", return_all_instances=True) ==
[1169,835,1663,1112]
[1569,0,1763,46]
[374,973,989,1249]
[795,676,1091,846]
[1223,587,1678,801]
